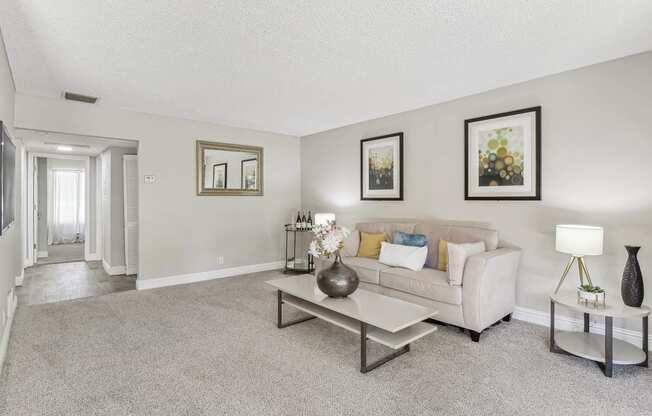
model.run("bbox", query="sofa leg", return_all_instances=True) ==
[502,314,512,322]
[469,330,481,342]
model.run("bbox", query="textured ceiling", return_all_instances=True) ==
[1,1,651,136]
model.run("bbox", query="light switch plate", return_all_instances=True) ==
[144,175,156,184]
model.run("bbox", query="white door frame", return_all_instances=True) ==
[26,152,93,264]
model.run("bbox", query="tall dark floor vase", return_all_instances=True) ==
[621,246,644,307]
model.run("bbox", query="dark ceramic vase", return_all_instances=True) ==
[317,252,359,298]
[621,246,644,307]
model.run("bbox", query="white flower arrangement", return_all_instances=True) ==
[308,221,350,259]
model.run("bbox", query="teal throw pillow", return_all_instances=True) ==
[393,231,428,247]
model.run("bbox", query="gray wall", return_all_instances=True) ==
[36,157,47,252]
[15,96,302,281]
[0,29,22,333]
[300,51,652,332]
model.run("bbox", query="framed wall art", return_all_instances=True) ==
[213,163,227,189]
[360,132,403,201]
[465,107,541,200]
[241,158,258,190]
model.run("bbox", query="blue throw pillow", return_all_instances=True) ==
[393,231,428,247]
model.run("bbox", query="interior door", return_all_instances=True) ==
[123,155,138,275]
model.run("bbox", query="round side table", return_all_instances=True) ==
[550,293,649,377]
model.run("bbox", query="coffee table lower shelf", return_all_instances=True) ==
[283,294,437,349]
[277,292,437,373]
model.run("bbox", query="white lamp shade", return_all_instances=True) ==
[314,213,336,226]
[555,225,603,256]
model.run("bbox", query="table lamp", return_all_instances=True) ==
[314,213,336,226]
[554,224,603,293]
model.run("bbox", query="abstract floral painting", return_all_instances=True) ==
[368,145,394,190]
[477,126,524,186]
[361,132,403,200]
[465,107,541,200]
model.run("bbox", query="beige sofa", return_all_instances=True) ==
[315,222,521,342]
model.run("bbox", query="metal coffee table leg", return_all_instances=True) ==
[276,290,316,328]
[360,322,410,373]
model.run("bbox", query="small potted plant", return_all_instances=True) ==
[577,284,606,308]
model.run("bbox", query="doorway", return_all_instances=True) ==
[18,129,139,305]
[36,157,87,265]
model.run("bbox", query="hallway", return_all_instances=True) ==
[36,242,84,265]
[17,261,136,305]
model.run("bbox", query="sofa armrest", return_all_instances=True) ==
[462,248,521,332]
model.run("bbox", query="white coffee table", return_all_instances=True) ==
[266,275,438,373]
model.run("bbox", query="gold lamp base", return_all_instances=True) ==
[554,256,593,294]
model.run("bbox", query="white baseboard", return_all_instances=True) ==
[102,259,126,276]
[15,270,24,287]
[37,251,48,258]
[136,260,285,290]
[85,253,101,261]
[513,305,651,346]
[0,291,17,376]
[125,265,137,276]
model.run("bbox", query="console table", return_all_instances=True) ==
[550,293,649,377]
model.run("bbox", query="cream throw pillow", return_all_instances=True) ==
[378,242,428,271]
[341,229,360,257]
[447,241,485,285]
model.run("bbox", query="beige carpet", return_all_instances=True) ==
[1,270,650,415]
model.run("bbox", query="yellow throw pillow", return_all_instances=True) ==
[438,240,449,271]
[357,232,387,259]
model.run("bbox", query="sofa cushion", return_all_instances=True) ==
[393,231,428,247]
[341,229,360,257]
[356,222,416,241]
[357,232,387,258]
[437,239,449,271]
[447,241,485,285]
[378,242,428,271]
[415,223,498,269]
[379,267,462,305]
[341,257,390,285]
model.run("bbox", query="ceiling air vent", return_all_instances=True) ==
[64,92,98,104]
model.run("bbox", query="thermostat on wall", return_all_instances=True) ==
[144,175,156,184]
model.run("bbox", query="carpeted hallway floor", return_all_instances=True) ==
[1,270,650,416]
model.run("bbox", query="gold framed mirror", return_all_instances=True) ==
[196,140,263,196]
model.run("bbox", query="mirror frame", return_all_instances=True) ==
[196,140,264,196]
